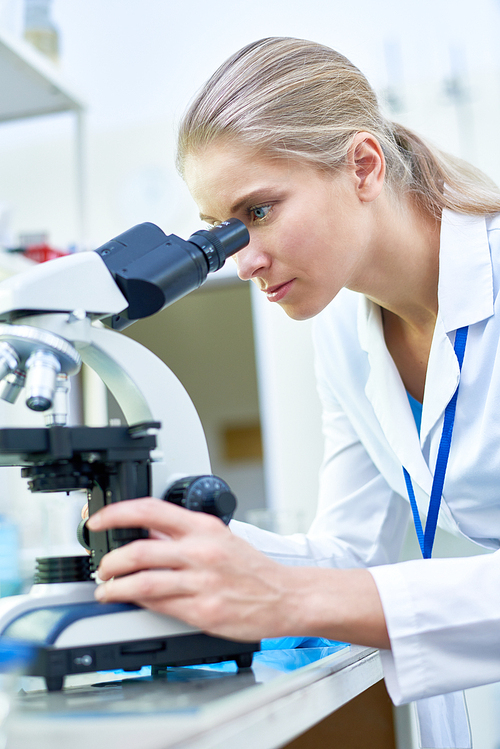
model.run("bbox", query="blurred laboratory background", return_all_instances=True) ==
[0,0,500,746]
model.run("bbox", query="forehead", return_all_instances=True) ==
[184,141,311,219]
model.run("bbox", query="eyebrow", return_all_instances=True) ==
[199,187,282,223]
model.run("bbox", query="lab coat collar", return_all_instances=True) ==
[421,210,493,442]
[357,209,495,507]
[437,209,493,332]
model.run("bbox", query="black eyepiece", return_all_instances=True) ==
[188,219,250,273]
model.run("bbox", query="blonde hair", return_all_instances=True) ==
[177,37,500,218]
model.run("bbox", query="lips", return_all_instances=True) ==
[263,279,295,302]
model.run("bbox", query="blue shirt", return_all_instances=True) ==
[407,392,422,435]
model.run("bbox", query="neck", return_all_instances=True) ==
[348,194,440,333]
[353,194,441,401]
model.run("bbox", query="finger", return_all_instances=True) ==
[81,504,89,520]
[97,531,232,581]
[93,569,225,634]
[149,529,172,540]
[94,567,269,641]
[98,538,185,581]
[95,568,195,604]
[87,497,225,539]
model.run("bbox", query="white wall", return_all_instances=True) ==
[250,284,324,531]
[122,281,266,521]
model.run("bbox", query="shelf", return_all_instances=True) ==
[0,26,84,123]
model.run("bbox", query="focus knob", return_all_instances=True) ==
[163,475,236,524]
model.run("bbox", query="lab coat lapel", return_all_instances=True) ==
[419,316,460,446]
[359,297,434,495]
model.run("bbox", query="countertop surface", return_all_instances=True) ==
[4,643,383,749]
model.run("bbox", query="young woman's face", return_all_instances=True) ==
[184,141,376,320]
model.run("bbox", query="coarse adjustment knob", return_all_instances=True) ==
[163,475,237,525]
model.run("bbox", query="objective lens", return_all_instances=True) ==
[25,350,61,411]
[0,342,19,382]
[44,374,70,426]
[0,368,26,404]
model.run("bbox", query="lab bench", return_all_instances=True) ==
[5,644,382,749]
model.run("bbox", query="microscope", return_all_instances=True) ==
[0,218,259,690]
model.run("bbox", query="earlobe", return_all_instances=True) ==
[348,132,385,203]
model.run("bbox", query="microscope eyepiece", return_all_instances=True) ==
[188,219,250,273]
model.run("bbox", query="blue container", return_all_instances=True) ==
[0,518,22,598]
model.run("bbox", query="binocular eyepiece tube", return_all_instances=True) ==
[96,218,250,330]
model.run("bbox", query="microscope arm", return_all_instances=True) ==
[15,307,211,498]
[76,323,212,494]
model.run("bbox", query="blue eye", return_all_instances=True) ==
[250,205,271,221]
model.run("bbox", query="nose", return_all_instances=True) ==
[233,240,271,282]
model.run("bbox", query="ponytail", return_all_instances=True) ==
[388,122,500,217]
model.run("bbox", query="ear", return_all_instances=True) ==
[346,132,385,203]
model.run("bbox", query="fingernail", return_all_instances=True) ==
[95,584,106,600]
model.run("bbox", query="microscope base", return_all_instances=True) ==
[31,630,257,691]
[0,589,259,691]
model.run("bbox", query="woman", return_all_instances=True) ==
[88,38,500,745]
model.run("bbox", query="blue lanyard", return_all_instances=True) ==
[403,326,468,559]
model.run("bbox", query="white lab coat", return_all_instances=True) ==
[231,209,500,735]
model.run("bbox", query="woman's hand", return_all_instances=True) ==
[86,498,298,641]
[86,497,390,648]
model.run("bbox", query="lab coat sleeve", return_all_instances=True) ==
[231,390,410,569]
[369,551,500,704]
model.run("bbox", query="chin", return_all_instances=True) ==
[280,303,322,321]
